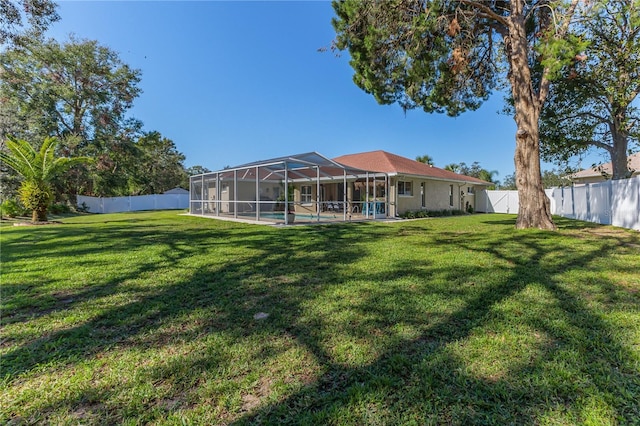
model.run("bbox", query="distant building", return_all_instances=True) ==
[164,187,189,195]
[571,152,640,184]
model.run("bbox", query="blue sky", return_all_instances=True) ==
[48,1,603,181]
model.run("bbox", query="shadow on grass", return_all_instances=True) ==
[230,222,639,424]
[1,214,639,423]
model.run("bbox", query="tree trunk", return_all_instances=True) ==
[507,7,556,230]
[610,118,629,180]
[33,206,48,222]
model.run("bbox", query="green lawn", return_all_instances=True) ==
[1,211,639,425]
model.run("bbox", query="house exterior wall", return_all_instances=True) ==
[572,176,610,184]
[425,180,458,211]
[292,184,318,214]
[391,177,482,215]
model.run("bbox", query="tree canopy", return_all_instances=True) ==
[333,0,586,229]
[0,36,142,149]
[539,0,640,180]
[1,35,193,201]
[502,168,575,190]
[415,154,435,165]
[127,131,188,195]
[445,161,499,188]
[0,0,59,46]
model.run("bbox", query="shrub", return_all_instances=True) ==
[1,198,28,218]
[76,202,90,213]
[50,202,72,214]
[401,209,467,218]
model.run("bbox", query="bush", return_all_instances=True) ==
[76,202,90,213]
[400,209,467,219]
[1,199,28,218]
[50,202,72,214]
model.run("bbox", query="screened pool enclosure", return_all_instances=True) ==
[189,152,389,225]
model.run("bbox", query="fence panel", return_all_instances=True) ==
[481,176,639,231]
[155,194,189,210]
[611,177,640,230]
[573,186,589,221]
[77,194,188,214]
[476,190,518,214]
[103,196,129,214]
[589,182,612,225]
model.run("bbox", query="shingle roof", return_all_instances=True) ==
[571,152,640,179]
[333,150,493,185]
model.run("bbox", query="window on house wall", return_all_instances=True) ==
[301,185,312,204]
[398,181,413,196]
[421,182,426,208]
[449,185,454,207]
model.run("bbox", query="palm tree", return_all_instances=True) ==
[415,154,434,165]
[0,136,91,222]
[478,169,499,184]
[444,163,461,173]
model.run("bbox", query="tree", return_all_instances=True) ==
[0,0,59,47]
[415,154,434,165]
[332,0,586,229]
[128,131,188,195]
[186,165,212,176]
[444,163,461,173]
[0,36,143,197]
[501,172,517,190]
[0,136,90,221]
[445,161,499,188]
[477,169,500,189]
[539,0,640,180]
[182,165,212,188]
[502,167,575,189]
[541,168,574,188]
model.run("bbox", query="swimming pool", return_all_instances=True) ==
[239,212,344,222]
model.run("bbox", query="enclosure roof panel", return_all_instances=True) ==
[220,151,380,178]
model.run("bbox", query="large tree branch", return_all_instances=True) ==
[584,139,614,152]
[457,0,509,26]
[554,110,610,126]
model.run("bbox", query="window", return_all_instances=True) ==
[301,185,312,204]
[421,182,425,208]
[449,185,454,207]
[398,181,413,196]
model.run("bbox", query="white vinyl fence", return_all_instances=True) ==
[77,194,189,214]
[477,176,640,231]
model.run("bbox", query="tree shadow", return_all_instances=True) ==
[2,216,638,423]
[230,222,639,424]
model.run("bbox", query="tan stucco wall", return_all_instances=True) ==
[392,177,483,214]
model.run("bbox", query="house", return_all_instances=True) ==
[163,187,189,195]
[571,152,640,184]
[189,150,492,224]
[334,150,492,217]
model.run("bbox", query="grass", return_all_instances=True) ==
[1,211,639,425]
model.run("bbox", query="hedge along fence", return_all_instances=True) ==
[77,194,189,214]
[476,175,640,231]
